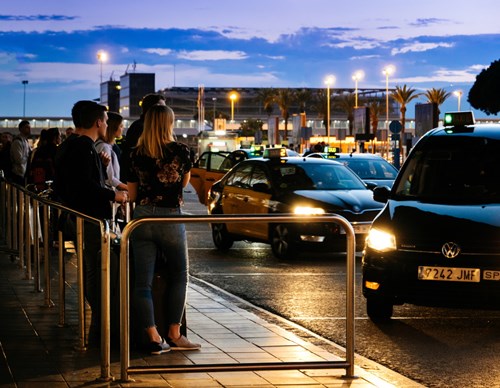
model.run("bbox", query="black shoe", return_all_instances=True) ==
[149,338,171,355]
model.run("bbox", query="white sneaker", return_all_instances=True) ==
[167,335,201,350]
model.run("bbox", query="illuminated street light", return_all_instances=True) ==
[324,75,336,144]
[97,50,108,84]
[229,92,238,122]
[382,65,395,130]
[352,70,365,108]
[22,80,28,117]
[453,90,463,111]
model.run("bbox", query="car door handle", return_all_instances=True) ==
[243,197,249,202]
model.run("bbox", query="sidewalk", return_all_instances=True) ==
[0,186,423,387]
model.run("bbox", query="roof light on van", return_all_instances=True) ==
[443,111,475,127]
[264,147,287,159]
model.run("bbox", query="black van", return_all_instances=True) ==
[362,112,500,321]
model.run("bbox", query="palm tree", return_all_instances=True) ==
[391,85,421,158]
[424,87,451,117]
[367,100,385,134]
[255,88,276,118]
[335,93,356,135]
[294,88,313,114]
[275,88,295,141]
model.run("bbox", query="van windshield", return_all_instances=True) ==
[394,136,500,204]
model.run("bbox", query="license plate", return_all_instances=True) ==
[341,223,370,234]
[483,270,500,281]
[418,266,480,282]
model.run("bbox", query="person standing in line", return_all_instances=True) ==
[10,120,32,185]
[0,131,13,180]
[95,111,127,191]
[120,93,166,182]
[27,127,61,192]
[127,104,200,354]
[95,111,128,234]
[54,101,127,346]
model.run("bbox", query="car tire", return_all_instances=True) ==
[366,297,393,322]
[271,224,296,259]
[211,223,234,250]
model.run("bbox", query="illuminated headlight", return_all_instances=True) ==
[366,228,396,252]
[293,206,325,215]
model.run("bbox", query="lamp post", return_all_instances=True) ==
[352,70,364,108]
[97,50,108,84]
[22,80,28,117]
[382,65,395,130]
[382,65,395,157]
[229,92,238,122]
[453,90,463,111]
[324,75,335,145]
[212,97,217,130]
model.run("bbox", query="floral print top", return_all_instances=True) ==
[128,142,192,208]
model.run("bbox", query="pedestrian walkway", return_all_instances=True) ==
[0,185,423,387]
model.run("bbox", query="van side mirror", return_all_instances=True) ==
[373,186,390,203]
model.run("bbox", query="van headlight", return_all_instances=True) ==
[366,228,396,252]
[293,206,325,215]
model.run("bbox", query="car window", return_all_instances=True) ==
[226,163,253,189]
[394,136,500,203]
[273,163,366,190]
[211,153,230,171]
[249,165,271,192]
[343,159,398,179]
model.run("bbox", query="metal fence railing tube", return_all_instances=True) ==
[0,177,114,381]
[118,213,356,381]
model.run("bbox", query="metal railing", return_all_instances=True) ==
[1,176,357,382]
[1,178,114,381]
[119,214,356,381]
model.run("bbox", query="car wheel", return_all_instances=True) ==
[211,223,234,250]
[366,297,393,322]
[271,224,296,259]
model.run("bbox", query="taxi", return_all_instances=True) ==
[306,148,399,188]
[190,146,298,205]
[362,112,500,321]
[207,148,384,259]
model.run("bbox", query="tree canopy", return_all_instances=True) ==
[468,59,500,116]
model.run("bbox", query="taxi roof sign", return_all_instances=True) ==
[325,146,339,159]
[443,111,475,127]
[264,147,287,159]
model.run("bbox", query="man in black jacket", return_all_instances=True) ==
[55,101,127,346]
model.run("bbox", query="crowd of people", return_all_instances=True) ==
[0,94,200,355]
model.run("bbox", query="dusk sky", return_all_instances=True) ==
[1,0,499,119]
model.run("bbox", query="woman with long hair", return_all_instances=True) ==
[127,104,200,354]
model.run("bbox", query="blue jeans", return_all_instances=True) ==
[131,205,188,332]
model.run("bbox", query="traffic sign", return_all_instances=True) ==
[389,120,402,134]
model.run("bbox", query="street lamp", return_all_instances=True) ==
[382,65,395,130]
[97,50,108,84]
[229,92,238,122]
[212,97,217,130]
[382,65,395,157]
[453,90,463,111]
[22,80,28,117]
[324,75,336,144]
[352,70,364,108]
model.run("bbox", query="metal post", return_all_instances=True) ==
[100,220,112,381]
[43,204,54,307]
[33,199,42,292]
[58,210,66,327]
[25,194,31,280]
[75,217,86,351]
